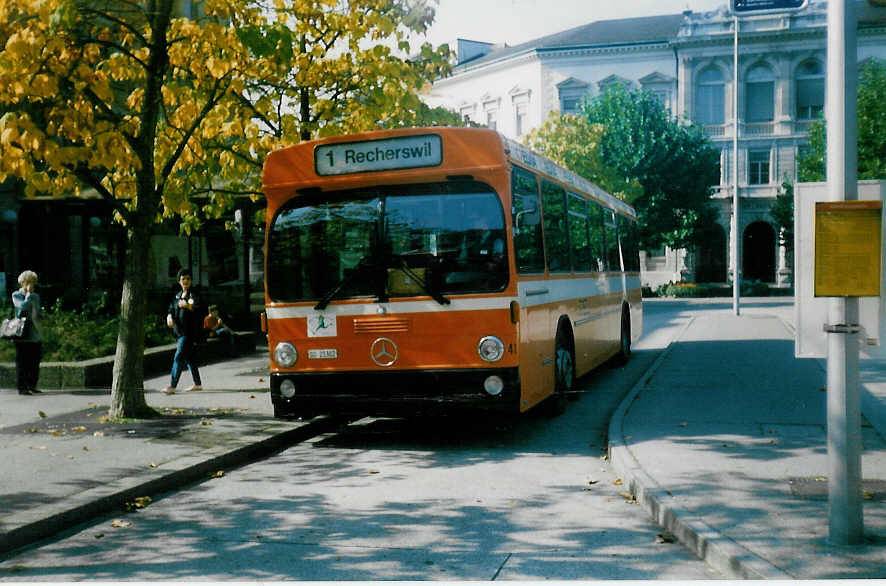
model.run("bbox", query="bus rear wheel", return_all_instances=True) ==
[614,308,631,366]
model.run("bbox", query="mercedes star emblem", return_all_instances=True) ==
[370,337,398,367]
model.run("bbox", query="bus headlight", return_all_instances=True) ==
[280,379,296,398]
[478,336,505,362]
[274,342,298,367]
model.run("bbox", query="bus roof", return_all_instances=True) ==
[262,127,637,220]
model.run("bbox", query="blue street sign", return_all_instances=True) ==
[732,0,807,13]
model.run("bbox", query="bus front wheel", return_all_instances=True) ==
[548,327,574,415]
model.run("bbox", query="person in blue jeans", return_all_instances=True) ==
[164,267,202,393]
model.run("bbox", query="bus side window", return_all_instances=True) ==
[541,179,570,273]
[603,209,620,271]
[587,199,605,272]
[568,192,591,272]
[617,214,641,272]
[511,166,545,273]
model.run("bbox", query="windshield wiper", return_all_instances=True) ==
[392,255,450,306]
[314,256,373,311]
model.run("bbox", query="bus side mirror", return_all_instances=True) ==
[513,206,538,236]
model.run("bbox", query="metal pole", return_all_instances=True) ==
[732,14,741,315]
[826,0,862,545]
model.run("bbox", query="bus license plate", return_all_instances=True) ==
[308,349,338,359]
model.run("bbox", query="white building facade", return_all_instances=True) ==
[426,1,886,289]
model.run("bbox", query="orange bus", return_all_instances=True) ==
[261,127,642,418]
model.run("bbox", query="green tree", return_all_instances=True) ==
[798,58,886,182]
[0,0,449,418]
[530,86,719,250]
[525,112,643,204]
[580,85,720,250]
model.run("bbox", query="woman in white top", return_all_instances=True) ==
[11,270,42,395]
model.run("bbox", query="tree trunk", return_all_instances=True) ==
[108,220,155,419]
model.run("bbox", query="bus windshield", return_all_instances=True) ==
[267,181,508,303]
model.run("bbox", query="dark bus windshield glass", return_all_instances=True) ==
[267,182,508,302]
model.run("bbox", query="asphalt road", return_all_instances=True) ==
[0,300,732,581]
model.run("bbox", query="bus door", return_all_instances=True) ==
[511,166,549,410]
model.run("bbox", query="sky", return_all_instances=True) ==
[418,0,730,48]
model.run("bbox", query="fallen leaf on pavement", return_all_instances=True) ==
[38,411,47,419]
[125,496,152,511]
[148,462,157,468]
[614,478,623,486]
[82,446,89,451]
[111,519,132,528]
[201,419,213,426]
[94,533,104,539]
[211,470,225,478]
[71,426,88,433]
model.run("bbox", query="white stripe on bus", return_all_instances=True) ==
[265,275,641,319]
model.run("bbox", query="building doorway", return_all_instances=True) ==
[695,223,727,283]
[742,221,776,282]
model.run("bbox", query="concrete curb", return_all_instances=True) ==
[0,414,350,557]
[607,316,792,580]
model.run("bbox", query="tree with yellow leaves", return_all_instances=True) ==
[0,0,450,418]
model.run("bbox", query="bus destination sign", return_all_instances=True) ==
[315,134,443,176]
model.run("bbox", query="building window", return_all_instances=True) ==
[748,149,771,185]
[561,96,582,114]
[557,78,589,115]
[651,89,671,110]
[486,109,498,130]
[459,104,475,122]
[640,72,675,114]
[796,59,824,120]
[515,102,528,136]
[598,74,631,94]
[745,64,774,123]
[510,86,531,137]
[695,67,725,125]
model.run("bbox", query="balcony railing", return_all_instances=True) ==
[743,122,774,136]
[703,122,778,137]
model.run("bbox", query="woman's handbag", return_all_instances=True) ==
[0,316,27,340]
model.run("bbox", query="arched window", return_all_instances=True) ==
[796,59,824,120]
[745,64,774,123]
[694,67,725,125]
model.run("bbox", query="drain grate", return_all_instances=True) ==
[788,477,886,501]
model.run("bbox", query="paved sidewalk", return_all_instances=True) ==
[0,349,345,556]
[609,306,886,579]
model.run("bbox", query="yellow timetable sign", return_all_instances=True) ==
[814,201,882,297]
